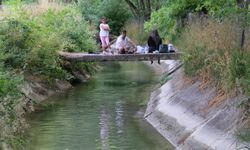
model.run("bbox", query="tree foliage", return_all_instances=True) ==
[145,0,241,38]
[78,0,102,23]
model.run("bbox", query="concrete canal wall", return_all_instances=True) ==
[145,60,249,150]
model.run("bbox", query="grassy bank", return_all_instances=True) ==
[176,16,250,98]
[0,1,97,149]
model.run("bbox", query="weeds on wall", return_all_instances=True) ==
[176,16,250,143]
[176,16,250,96]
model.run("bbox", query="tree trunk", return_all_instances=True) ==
[140,0,146,20]
[145,0,151,20]
[124,0,140,18]
[0,0,2,10]
[155,0,160,10]
[124,0,160,21]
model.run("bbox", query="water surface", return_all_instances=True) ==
[25,62,173,150]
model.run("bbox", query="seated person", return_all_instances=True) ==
[116,30,136,54]
[147,29,162,53]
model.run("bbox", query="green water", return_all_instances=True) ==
[25,62,173,150]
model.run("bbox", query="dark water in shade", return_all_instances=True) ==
[25,62,174,150]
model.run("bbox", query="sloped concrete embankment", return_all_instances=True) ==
[145,60,248,150]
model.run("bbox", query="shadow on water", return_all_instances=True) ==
[24,62,174,150]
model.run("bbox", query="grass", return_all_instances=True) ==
[160,74,172,86]
[236,128,250,150]
[175,15,250,97]
[124,20,149,45]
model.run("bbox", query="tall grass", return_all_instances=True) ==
[245,29,250,52]
[176,15,250,96]
[0,2,97,81]
[124,20,149,45]
[175,14,250,144]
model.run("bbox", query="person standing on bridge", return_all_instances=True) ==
[99,17,110,53]
[116,30,136,54]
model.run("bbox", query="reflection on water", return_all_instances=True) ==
[100,108,110,150]
[25,62,174,150]
[115,101,123,134]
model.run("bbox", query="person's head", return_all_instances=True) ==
[151,29,160,38]
[150,29,161,44]
[121,30,127,39]
[101,17,107,23]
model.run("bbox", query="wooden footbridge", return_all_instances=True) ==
[59,51,182,62]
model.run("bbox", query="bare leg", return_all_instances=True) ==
[100,36,107,52]
[104,36,109,49]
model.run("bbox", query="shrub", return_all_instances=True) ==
[0,19,32,69]
[0,4,97,83]
[0,66,24,148]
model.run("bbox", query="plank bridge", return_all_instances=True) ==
[59,51,182,62]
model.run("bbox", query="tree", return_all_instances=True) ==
[78,0,102,24]
[124,0,166,21]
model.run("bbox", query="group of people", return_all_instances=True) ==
[99,17,173,55]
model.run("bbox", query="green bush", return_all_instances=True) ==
[0,69,22,99]
[0,66,23,148]
[0,5,97,83]
[0,19,32,69]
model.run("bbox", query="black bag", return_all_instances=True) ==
[159,44,168,53]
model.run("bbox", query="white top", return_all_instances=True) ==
[99,23,109,37]
[168,43,174,50]
[116,35,130,49]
